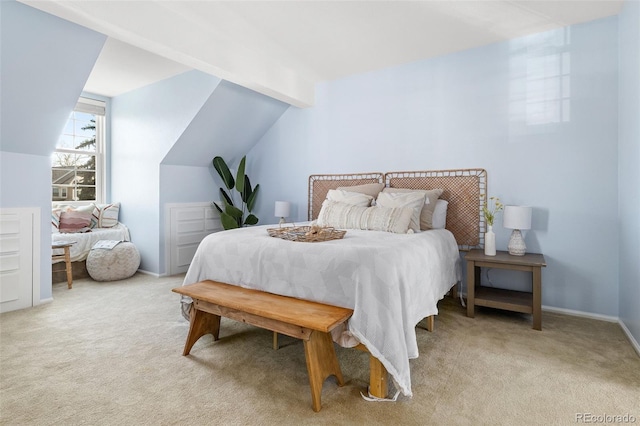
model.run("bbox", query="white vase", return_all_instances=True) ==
[484,225,496,256]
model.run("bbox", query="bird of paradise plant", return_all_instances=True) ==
[212,155,259,230]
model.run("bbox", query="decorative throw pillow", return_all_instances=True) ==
[375,191,426,233]
[51,208,62,233]
[382,188,444,230]
[316,200,413,234]
[97,202,120,228]
[431,199,449,229]
[336,183,385,199]
[326,189,373,207]
[58,211,92,233]
[68,204,98,228]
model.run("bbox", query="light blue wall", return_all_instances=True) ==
[0,0,106,301]
[162,80,288,167]
[158,80,288,272]
[112,73,287,275]
[110,70,221,273]
[250,17,621,317]
[618,0,640,347]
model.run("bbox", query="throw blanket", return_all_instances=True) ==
[52,223,131,263]
[182,224,461,397]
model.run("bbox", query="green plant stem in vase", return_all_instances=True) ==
[482,196,503,227]
[482,196,502,256]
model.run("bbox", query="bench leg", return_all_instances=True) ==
[183,307,221,356]
[303,331,344,412]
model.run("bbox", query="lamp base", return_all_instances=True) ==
[508,229,526,256]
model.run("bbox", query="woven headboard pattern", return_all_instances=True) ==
[308,168,487,250]
[385,169,487,249]
[308,173,384,221]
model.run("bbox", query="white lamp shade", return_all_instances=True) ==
[503,206,532,230]
[274,201,290,218]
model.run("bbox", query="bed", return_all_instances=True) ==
[181,168,487,398]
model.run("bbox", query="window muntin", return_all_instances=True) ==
[52,97,105,203]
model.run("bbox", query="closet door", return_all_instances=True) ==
[166,203,222,275]
[0,209,36,313]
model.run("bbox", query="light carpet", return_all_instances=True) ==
[1,273,638,425]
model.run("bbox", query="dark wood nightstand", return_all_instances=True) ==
[465,249,546,330]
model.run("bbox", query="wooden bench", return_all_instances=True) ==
[172,280,353,412]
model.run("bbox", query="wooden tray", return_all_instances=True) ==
[267,226,346,242]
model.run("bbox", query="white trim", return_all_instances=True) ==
[31,208,40,307]
[75,96,106,115]
[136,269,161,278]
[541,304,619,323]
[38,298,53,305]
[457,296,637,356]
[619,321,640,357]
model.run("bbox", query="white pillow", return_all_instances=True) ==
[316,200,413,234]
[336,183,385,199]
[375,191,426,233]
[96,202,120,228]
[381,188,444,230]
[326,189,373,207]
[431,199,448,229]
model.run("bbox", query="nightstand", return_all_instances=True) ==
[465,249,546,330]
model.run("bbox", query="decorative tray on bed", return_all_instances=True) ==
[267,225,346,243]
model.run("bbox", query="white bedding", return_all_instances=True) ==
[52,223,131,263]
[182,224,461,397]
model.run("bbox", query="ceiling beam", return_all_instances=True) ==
[19,0,314,107]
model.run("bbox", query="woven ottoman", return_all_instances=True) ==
[86,241,140,282]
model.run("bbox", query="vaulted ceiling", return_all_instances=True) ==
[21,1,623,107]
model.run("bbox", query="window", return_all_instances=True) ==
[52,97,105,203]
[508,27,571,137]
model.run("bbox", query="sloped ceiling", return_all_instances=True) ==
[20,1,623,108]
[0,1,106,156]
[162,80,289,167]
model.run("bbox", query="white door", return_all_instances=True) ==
[0,209,37,313]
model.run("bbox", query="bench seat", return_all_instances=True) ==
[172,280,353,412]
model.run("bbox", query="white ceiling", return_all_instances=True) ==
[21,0,623,107]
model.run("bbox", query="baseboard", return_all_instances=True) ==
[38,297,53,305]
[541,305,619,323]
[136,269,161,278]
[619,320,640,357]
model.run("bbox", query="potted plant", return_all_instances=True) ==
[481,195,503,256]
[212,155,259,230]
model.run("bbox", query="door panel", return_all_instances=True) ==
[0,210,34,313]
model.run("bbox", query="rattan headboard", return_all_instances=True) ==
[308,172,384,220]
[308,168,487,250]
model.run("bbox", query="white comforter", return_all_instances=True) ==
[182,224,461,397]
[52,223,131,263]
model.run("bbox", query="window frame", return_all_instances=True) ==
[52,97,106,205]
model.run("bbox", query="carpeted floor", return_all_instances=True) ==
[1,273,638,425]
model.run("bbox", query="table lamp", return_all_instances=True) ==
[502,206,532,256]
[274,201,290,226]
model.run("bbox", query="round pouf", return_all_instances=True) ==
[86,242,140,282]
